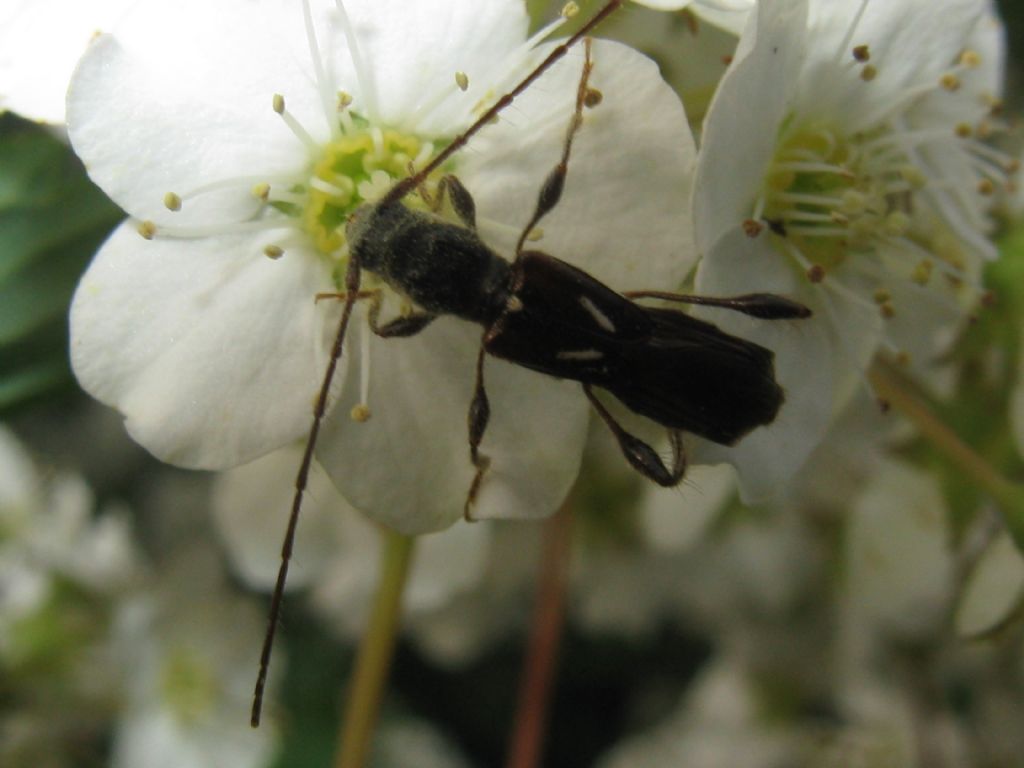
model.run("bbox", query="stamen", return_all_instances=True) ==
[264,245,285,259]
[355,312,372,420]
[273,94,319,153]
[173,174,297,204]
[834,0,872,66]
[455,71,469,92]
[772,161,854,178]
[164,192,183,212]
[784,226,851,238]
[137,220,157,240]
[940,73,961,92]
[146,219,300,239]
[333,0,378,119]
[301,0,338,138]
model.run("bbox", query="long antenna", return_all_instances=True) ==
[251,0,625,728]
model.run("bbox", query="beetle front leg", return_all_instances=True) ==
[417,173,477,230]
[583,384,686,486]
[464,344,492,520]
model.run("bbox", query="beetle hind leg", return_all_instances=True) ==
[583,384,686,486]
[464,345,492,520]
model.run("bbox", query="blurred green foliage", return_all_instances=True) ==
[0,114,121,413]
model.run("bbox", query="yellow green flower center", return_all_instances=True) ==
[297,122,433,255]
[160,646,219,724]
[760,118,967,287]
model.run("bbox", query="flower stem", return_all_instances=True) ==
[869,364,1024,545]
[505,500,574,768]
[334,528,415,768]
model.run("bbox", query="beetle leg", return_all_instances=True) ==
[514,38,596,259]
[415,171,477,230]
[464,344,492,520]
[360,290,437,338]
[583,384,686,486]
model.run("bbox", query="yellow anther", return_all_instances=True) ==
[954,123,973,139]
[840,189,867,214]
[455,71,469,92]
[584,88,603,108]
[880,302,896,319]
[977,178,995,196]
[873,288,892,304]
[263,245,284,259]
[742,219,764,238]
[350,404,372,422]
[911,259,933,285]
[561,2,580,18]
[526,227,544,242]
[884,211,910,235]
[852,45,870,62]
[337,91,353,109]
[860,65,877,82]
[252,182,271,200]
[272,93,286,114]
[940,73,961,91]
[137,220,157,240]
[899,165,927,188]
[163,192,182,212]
[959,50,981,68]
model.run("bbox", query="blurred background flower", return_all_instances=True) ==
[3,0,1024,766]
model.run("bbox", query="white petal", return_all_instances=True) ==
[324,0,528,135]
[316,314,590,534]
[0,0,139,124]
[800,0,987,128]
[846,460,954,640]
[312,518,492,636]
[693,227,855,500]
[459,39,698,290]
[955,530,1024,638]
[694,0,809,254]
[641,464,735,551]
[211,448,347,591]
[67,0,327,225]
[70,222,338,468]
[690,0,755,37]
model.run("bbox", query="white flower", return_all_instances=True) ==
[110,552,278,768]
[211,447,491,636]
[67,0,696,533]
[691,0,1008,500]
[0,0,142,124]
[844,460,954,642]
[597,657,801,768]
[0,425,138,656]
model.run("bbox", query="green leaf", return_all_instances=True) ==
[0,114,122,413]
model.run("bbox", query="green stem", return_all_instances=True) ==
[334,528,415,768]
[870,364,1024,544]
[505,501,574,768]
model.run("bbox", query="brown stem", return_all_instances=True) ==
[505,500,574,768]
